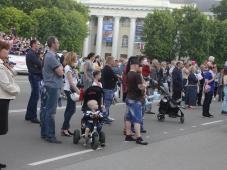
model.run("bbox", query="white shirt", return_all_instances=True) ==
[64,65,78,91]
[92,81,103,88]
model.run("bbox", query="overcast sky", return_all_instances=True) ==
[170,0,221,11]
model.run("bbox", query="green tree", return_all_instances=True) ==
[211,20,227,67]
[211,0,227,21]
[143,10,176,61]
[0,0,88,18]
[173,7,211,63]
[0,7,35,38]
[31,7,87,52]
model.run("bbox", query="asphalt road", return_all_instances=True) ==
[1,75,227,170]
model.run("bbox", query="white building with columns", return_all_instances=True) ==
[80,0,194,58]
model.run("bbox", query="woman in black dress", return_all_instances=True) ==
[0,40,20,168]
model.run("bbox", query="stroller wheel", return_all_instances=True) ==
[91,132,99,150]
[180,116,184,124]
[73,129,81,144]
[157,114,165,122]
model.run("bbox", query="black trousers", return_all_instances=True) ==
[197,84,204,105]
[0,99,10,135]
[172,90,182,102]
[202,91,213,115]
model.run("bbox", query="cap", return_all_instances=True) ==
[129,56,140,65]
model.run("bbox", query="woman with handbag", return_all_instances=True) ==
[0,40,20,169]
[202,64,215,118]
[61,52,80,136]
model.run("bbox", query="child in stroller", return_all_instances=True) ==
[82,100,105,146]
[73,86,106,150]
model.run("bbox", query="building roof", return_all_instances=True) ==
[80,0,189,8]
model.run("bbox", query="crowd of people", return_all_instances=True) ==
[0,32,36,56]
[1,35,227,168]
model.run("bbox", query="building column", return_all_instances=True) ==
[112,16,120,58]
[83,21,90,57]
[128,17,136,57]
[96,15,104,56]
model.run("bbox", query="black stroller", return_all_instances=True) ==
[73,86,105,150]
[157,85,185,124]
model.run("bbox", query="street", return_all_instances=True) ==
[1,75,227,170]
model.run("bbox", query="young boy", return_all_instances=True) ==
[83,100,104,146]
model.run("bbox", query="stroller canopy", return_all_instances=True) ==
[82,86,104,112]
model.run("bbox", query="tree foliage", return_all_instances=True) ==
[0,0,89,53]
[0,0,89,18]
[0,7,35,38]
[143,6,225,65]
[211,0,227,21]
[211,20,227,67]
[173,7,211,63]
[144,10,176,61]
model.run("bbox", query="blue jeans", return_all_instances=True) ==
[40,86,60,139]
[62,90,76,130]
[103,89,114,117]
[222,86,227,114]
[25,73,41,120]
[126,99,142,124]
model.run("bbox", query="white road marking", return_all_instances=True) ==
[201,120,224,126]
[192,126,197,128]
[163,131,168,134]
[179,128,184,131]
[28,149,102,166]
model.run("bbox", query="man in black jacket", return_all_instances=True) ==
[172,61,183,102]
[101,56,118,124]
[25,40,42,124]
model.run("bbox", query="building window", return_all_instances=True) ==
[121,18,130,27]
[106,42,112,47]
[120,54,128,58]
[122,35,128,48]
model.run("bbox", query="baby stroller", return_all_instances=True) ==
[157,85,185,124]
[73,86,105,150]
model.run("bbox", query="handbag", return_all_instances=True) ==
[69,87,80,102]
[204,83,211,93]
[70,92,80,102]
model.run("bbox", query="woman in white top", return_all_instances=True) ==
[0,40,20,169]
[61,52,80,136]
[221,67,227,114]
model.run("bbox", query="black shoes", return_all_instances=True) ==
[125,136,148,145]
[25,118,40,124]
[203,114,214,118]
[125,135,136,141]
[0,163,6,168]
[141,129,147,133]
[30,118,40,124]
[46,138,62,144]
[136,137,148,145]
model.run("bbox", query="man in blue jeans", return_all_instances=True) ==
[41,36,64,144]
[101,56,118,124]
[125,56,148,145]
[25,40,42,123]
